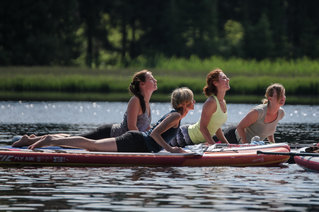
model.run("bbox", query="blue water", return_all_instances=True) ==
[0,101,318,211]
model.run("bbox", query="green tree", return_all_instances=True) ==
[244,13,274,60]
[0,0,81,65]
[223,20,244,57]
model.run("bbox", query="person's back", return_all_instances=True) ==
[188,95,227,144]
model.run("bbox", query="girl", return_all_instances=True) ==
[170,68,230,147]
[28,87,195,153]
[13,70,157,147]
[225,83,286,144]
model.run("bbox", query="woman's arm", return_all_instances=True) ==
[215,128,230,144]
[150,113,185,153]
[199,98,217,145]
[236,109,258,143]
[267,134,275,143]
[126,96,141,131]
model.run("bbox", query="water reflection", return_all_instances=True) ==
[1,166,318,211]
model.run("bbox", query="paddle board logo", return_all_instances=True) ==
[0,154,14,162]
[0,154,66,163]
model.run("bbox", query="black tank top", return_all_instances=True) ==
[143,110,180,153]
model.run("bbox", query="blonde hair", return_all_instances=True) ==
[262,83,285,104]
[203,68,223,96]
[171,87,194,113]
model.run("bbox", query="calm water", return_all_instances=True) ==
[0,101,318,211]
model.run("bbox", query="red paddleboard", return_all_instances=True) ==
[0,143,290,167]
[294,146,319,172]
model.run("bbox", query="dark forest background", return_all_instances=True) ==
[1,0,319,68]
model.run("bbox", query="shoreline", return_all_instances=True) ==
[0,91,317,105]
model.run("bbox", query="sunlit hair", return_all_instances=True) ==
[262,83,285,104]
[171,87,194,113]
[203,68,223,97]
[129,70,150,113]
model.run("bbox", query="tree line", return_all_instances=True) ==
[1,0,319,67]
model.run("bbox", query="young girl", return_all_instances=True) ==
[13,70,157,147]
[170,68,230,147]
[28,87,195,153]
[225,83,286,144]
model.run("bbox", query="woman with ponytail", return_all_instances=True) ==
[170,68,231,147]
[224,83,286,144]
[28,87,195,153]
[13,70,157,147]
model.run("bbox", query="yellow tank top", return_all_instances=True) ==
[188,95,227,144]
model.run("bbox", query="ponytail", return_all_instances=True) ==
[262,83,285,104]
[129,70,149,113]
[203,68,222,97]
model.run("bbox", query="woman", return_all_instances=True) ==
[12,70,157,147]
[224,83,286,144]
[28,87,195,153]
[170,68,230,147]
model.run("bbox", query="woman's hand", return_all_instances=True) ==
[170,147,187,153]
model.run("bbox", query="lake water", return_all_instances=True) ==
[0,101,318,211]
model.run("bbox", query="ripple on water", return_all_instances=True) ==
[0,166,318,211]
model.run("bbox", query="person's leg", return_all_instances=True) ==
[170,125,193,147]
[12,135,42,147]
[115,132,148,152]
[28,135,118,151]
[223,126,239,144]
[80,124,112,140]
[12,134,71,147]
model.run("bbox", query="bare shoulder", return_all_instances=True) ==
[127,96,141,114]
[204,96,217,106]
[248,108,259,116]
[128,96,139,104]
[202,96,217,112]
[127,96,141,109]
[244,109,259,121]
[166,111,182,120]
[164,112,182,127]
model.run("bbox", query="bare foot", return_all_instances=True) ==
[12,135,41,147]
[28,135,54,150]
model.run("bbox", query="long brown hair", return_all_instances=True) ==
[129,70,149,113]
[203,68,223,97]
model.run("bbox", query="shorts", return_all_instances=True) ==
[170,125,194,147]
[80,124,112,140]
[223,126,239,144]
[115,131,149,152]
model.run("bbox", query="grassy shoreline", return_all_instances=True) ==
[0,62,318,104]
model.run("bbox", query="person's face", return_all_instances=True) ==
[186,98,195,110]
[270,90,286,106]
[142,72,157,91]
[214,72,230,91]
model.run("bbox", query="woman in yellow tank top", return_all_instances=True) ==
[170,68,231,147]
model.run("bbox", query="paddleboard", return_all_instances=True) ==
[0,143,290,167]
[294,146,319,172]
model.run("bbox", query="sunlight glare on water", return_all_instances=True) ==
[0,101,318,124]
